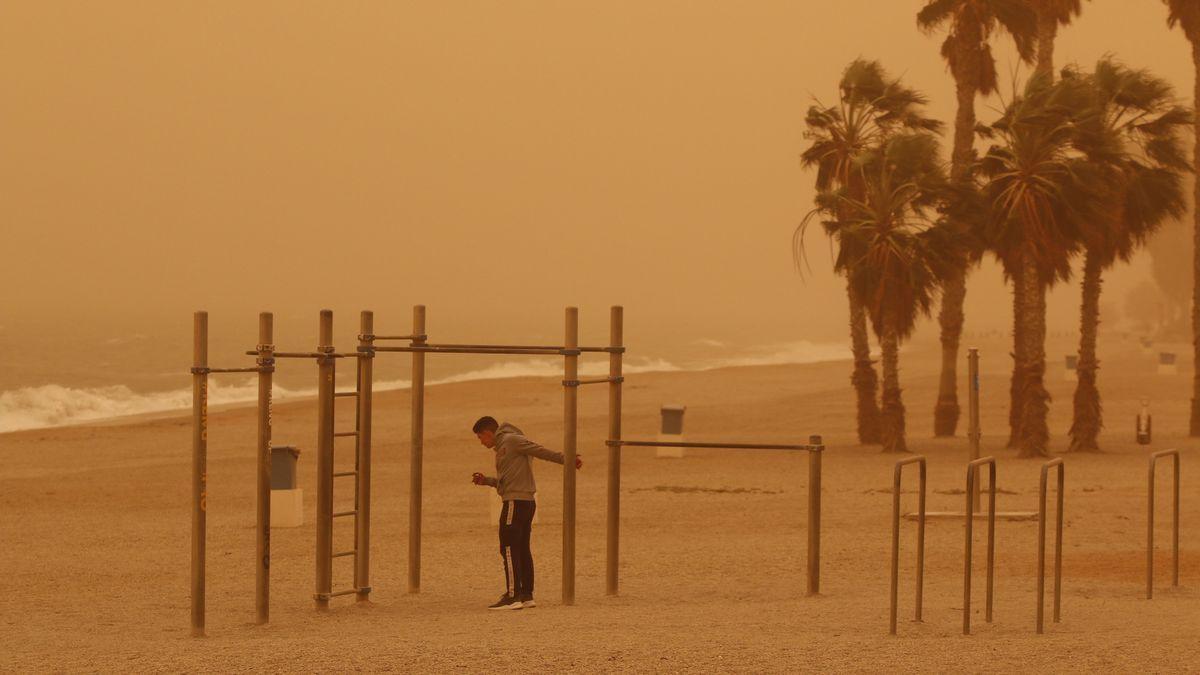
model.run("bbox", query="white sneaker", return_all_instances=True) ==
[520,597,537,609]
[488,594,523,610]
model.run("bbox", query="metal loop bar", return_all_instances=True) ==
[1037,458,1064,634]
[1147,449,1181,599]
[334,392,359,398]
[333,550,357,558]
[418,342,615,353]
[607,439,821,452]
[334,431,358,437]
[371,345,566,356]
[333,510,357,518]
[367,334,425,341]
[333,471,357,478]
[964,456,997,635]
[191,366,268,374]
[890,456,926,635]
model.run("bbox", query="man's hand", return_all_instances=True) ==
[471,472,488,486]
[575,455,583,470]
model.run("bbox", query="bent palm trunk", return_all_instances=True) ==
[848,281,882,445]
[1018,253,1051,457]
[1069,251,1103,452]
[879,321,907,453]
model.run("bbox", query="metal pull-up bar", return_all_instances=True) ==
[603,435,824,597]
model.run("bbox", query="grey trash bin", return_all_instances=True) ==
[657,405,686,457]
[270,446,303,527]
[271,446,300,490]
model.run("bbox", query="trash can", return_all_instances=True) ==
[657,405,687,458]
[1158,352,1177,375]
[1064,354,1077,381]
[270,445,303,528]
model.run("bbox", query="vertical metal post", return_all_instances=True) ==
[409,305,426,594]
[964,456,996,635]
[1037,458,1064,634]
[356,311,374,602]
[315,310,334,610]
[968,349,981,511]
[255,312,274,624]
[606,306,623,596]
[563,307,579,605]
[806,435,823,596]
[889,456,926,635]
[191,311,208,637]
[1147,449,1181,599]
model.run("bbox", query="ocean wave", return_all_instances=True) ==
[0,343,842,434]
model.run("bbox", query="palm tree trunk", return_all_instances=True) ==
[1034,5,1057,82]
[1190,42,1200,436]
[934,76,976,437]
[880,320,907,454]
[1007,263,1026,448]
[848,278,882,444]
[1069,249,1103,452]
[1018,253,1051,457]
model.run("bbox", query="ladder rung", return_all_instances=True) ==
[333,510,358,518]
[333,471,358,478]
[329,589,358,597]
[333,550,357,558]
[334,391,359,398]
[334,431,358,437]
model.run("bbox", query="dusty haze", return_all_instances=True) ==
[0,1,1192,389]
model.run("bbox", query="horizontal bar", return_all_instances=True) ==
[245,351,366,359]
[191,366,266,374]
[328,589,358,597]
[368,334,425,341]
[333,550,357,558]
[608,439,821,452]
[371,346,569,356]
[333,510,357,518]
[424,342,622,354]
[334,431,358,437]
[333,471,357,478]
[565,376,624,387]
[334,392,359,398]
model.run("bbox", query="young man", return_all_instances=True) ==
[470,416,582,610]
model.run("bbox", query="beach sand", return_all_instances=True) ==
[1,337,1196,672]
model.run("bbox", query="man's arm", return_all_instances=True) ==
[507,435,565,464]
[472,472,498,487]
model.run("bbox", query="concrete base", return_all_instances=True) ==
[270,488,304,528]
[656,433,685,458]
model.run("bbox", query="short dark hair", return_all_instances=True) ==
[472,416,499,434]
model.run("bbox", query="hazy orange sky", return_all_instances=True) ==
[1,1,1193,349]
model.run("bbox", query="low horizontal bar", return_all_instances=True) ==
[564,376,624,387]
[333,510,357,518]
[191,366,266,374]
[332,550,357,558]
[334,431,358,437]
[367,334,426,341]
[608,440,822,452]
[424,342,622,354]
[334,392,359,398]
[328,589,359,598]
[245,350,366,359]
[333,471,357,478]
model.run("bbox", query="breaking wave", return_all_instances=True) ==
[0,343,844,434]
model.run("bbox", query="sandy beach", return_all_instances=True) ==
[1,337,1196,672]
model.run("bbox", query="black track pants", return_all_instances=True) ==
[499,499,536,598]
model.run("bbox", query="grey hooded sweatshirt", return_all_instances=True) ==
[482,422,564,501]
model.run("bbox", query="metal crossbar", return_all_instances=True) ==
[890,456,926,635]
[1147,449,1181,599]
[964,456,997,636]
[1037,458,1064,634]
[608,439,822,452]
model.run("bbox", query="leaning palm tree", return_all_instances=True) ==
[1163,0,1200,435]
[1033,0,1085,77]
[977,79,1113,457]
[1062,59,1191,452]
[812,133,965,452]
[798,59,943,445]
[917,0,1037,438]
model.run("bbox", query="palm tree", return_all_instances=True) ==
[1163,0,1200,436]
[1063,59,1191,452]
[1005,0,1086,448]
[917,0,1037,438]
[977,80,1112,457]
[798,59,943,445]
[811,133,965,452]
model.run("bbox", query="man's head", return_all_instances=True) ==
[473,416,499,448]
